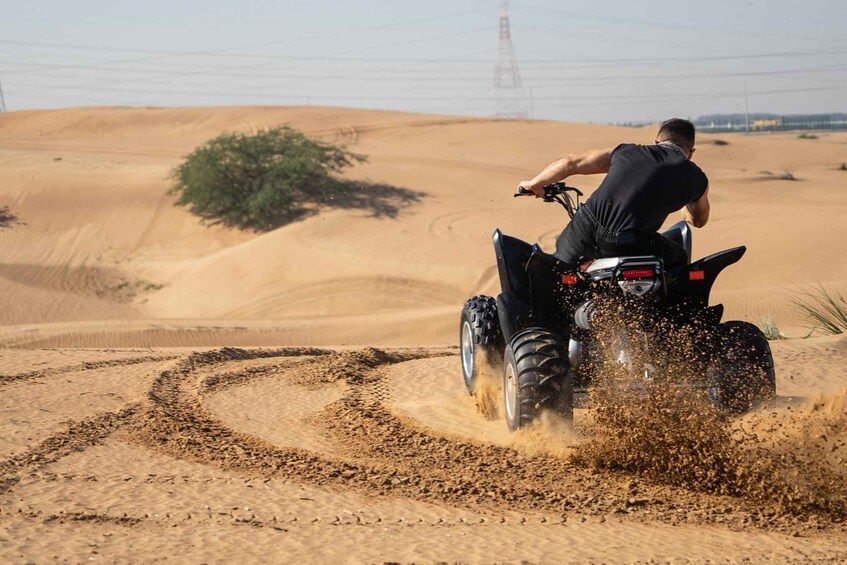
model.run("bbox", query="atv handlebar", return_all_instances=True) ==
[514,182,584,219]
[513,182,583,200]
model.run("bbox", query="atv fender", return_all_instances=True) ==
[493,229,576,342]
[667,246,746,316]
[526,249,575,331]
[493,229,533,301]
[662,220,692,264]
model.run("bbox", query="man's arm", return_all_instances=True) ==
[518,146,616,197]
[682,185,710,228]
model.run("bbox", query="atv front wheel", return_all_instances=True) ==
[503,328,572,431]
[459,295,504,394]
[711,321,776,413]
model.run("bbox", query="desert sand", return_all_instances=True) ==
[0,106,846,562]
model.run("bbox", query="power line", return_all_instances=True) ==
[9,36,846,106]
[4,58,845,85]
[511,1,844,43]
[0,4,499,74]
[0,25,496,102]
[3,38,845,66]
[5,78,839,103]
[16,84,844,123]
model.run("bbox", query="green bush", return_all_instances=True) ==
[170,126,366,230]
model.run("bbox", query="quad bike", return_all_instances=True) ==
[459,182,776,431]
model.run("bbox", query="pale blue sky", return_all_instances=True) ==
[1,0,845,122]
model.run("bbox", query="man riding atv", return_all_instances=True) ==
[517,118,710,269]
[460,118,775,431]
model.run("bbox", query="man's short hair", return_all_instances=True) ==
[657,118,696,152]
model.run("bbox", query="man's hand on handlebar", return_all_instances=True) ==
[513,181,582,218]
[514,182,583,199]
[516,181,545,198]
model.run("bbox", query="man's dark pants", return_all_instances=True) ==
[554,206,688,268]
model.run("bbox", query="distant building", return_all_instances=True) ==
[751,118,782,129]
[694,113,847,133]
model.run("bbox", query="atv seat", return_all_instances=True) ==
[661,220,692,265]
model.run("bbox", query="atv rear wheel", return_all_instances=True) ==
[459,295,504,394]
[711,321,776,414]
[503,328,573,431]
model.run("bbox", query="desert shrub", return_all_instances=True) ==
[778,170,798,181]
[793,286,847,336]
[839,163,846,171]
[798,133,818,140]
[712,139,730,146]
[170,126,366,230]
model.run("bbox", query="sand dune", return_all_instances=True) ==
[1,106,846,342]
[1,106,846,561]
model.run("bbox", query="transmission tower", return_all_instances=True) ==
[493,0,528,119]
[0,75,6,113]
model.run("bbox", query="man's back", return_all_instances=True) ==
[586,143,708,235]
[517,118,711,268]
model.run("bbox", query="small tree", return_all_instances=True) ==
[170,126,366,230]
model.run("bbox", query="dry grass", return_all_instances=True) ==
[793,286,847,336]
[760,317,786,340]
[758,170,800,181]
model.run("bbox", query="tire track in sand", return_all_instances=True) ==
[4,346,841,538]
[0,404,140,494]
[0,353,180,387]
[117,346,842,535]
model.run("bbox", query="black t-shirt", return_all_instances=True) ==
[584,143,708,234]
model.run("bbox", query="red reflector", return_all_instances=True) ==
[689,270,705,280]
[562,274,578,284]
[622,269,654,280]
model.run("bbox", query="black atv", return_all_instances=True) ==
[459,182,776,431]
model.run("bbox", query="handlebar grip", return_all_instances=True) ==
[513,187,532,197]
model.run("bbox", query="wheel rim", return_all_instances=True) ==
[504,360,517,424]
[460,321,474,385]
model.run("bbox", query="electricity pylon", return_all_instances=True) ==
[493,0,528,119]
